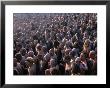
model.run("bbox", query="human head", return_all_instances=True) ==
[13,58,17,67]
[80,53,86,61]
[49,48,54,56]
[15,53,22,62]
[20,48,27,56]
[36,43,42,51]
[25,57,34,67]
[45,69,51,75]
[75,57,81,63]
[63,55,71,63]
[44,53,51,62]
[50,67,59,75]
[89,50,95,59]
[42,46,47,54]
[28,51,34,58]
[84,39,90,47]
[49,59,56,68]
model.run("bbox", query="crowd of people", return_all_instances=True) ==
[13,13,97,75]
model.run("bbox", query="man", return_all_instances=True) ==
[45,69,51,75]
[49,58,57,68]
[46,39,53,51]
[88,50,97,75]
[53,39,59,49]
[50,67,59,75]
[64,55,71,75]
[28,50,36,59]
[15,53,23,75]
[83,39,91,54]
[36,43,43,55]
[25,57,36,75]
[72,57,81,75]
[80,52,88,75]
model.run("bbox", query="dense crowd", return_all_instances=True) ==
[13,13,97,75]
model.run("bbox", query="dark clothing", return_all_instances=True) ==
[54,40,59,48]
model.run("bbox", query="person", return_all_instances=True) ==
[72,57,81,75]
[13,13,97,75]
[42,46,48,56]
[55,47,62,64]
[50,67,59,75]
[28,51,36,59]
[88,50,97,75]
[53,39,59,49]
[80,53,88,75]
[14,69,19,75]
[45,69,51,75]
[49,58,57,68]
[15,53,24,75]
[25,57,36,75]
[49,48,57,60]
[63,55,71,75]
[46,39,53,50]
[36,43,42,55]
[58,63,65,75]
[83,39,91,55]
